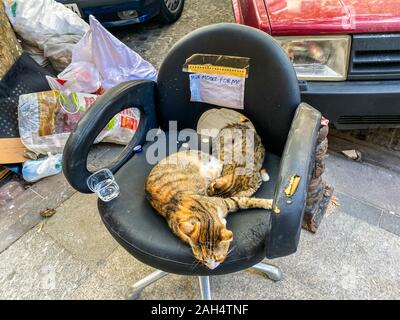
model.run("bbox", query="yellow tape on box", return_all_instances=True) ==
[187,64,247,78]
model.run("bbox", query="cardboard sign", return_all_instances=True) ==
[184,54,250,110]
[189,73,245,109]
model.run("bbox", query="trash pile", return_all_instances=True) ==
[0,0,157,206]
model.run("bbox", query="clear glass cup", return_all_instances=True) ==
[87,169,120,202]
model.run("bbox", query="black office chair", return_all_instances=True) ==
[63,23,321,300]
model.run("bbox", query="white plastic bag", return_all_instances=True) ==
[18,90,98,155]
[95,108,141,145]
[22,153,62,182]
[18,90,141,155]
[3,0,89,72]
[72,15,158,89]
[47,62,102,94]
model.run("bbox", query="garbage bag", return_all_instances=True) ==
[18,90,97,155]
[3,0,89,72]
[46,62,102,94]
[20,40,51,70]
[22,153,62,182]
[72,15,158,90]
[18,90,141,155]
[42,34,84,73]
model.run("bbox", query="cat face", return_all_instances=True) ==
[177,217,233,270]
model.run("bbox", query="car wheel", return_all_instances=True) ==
[158,0,184,24]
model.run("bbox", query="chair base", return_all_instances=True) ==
[127,262,283,300]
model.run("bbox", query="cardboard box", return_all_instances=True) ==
[0,138,28,164]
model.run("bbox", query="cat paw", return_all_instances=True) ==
[261,169,270,182]
[262,199,273,210]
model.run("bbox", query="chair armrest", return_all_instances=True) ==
[63,80,157,193]
[266,103,322,259]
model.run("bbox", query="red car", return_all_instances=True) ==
[232,0,400,129]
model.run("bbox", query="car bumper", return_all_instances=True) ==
[99,10,160,28]
[300,80,400,129]
[66,0,160,27]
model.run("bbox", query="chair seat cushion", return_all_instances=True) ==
[98,132,281,276]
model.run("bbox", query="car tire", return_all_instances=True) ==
[158,0,184,24]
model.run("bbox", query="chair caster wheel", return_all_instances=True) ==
[251,263,283,282]
[266,272,283,282]
[126,270,168,300]
[127,290,142,300]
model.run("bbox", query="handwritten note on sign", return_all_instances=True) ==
[189,73,245,110]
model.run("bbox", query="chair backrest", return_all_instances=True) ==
[157,23,301,156]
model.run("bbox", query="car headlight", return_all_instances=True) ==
[275,36,351,81]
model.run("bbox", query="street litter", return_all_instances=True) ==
[22,153,62,182]
[0,138,28,164]
[326,196,340,217]
[46,15,158,93]
[18,90,141,155]
[20,41,50,70]
[330,196,340,207]
[342,149,362,162]
[3,0,89,72]
[47,62,102,94]
[40,208,56,218]
[43,34,84,72]
[23,150,42,161]
[71,15,158,90]
[0,53,54,155]
[18,90,98,155]
[36,222,44,233]
[1,3,157,190]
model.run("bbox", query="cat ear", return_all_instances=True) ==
[178,222,195,235]
[220,228,233,241]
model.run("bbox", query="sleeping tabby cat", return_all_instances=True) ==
[208,121,266,198]
[145,122,270,269]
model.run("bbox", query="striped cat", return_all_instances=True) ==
[208,121,266,198]
[145,123,270,270]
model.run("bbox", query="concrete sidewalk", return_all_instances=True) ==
[0,0,399,300]
[0,149,399,300]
